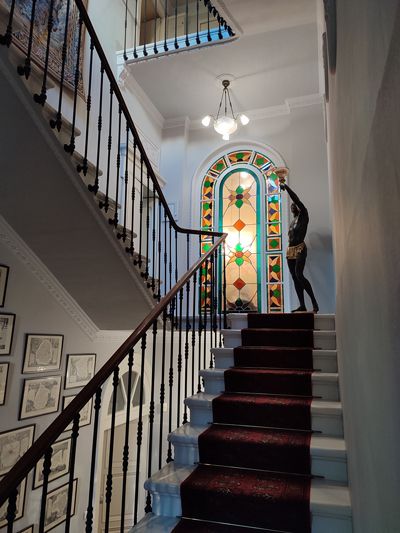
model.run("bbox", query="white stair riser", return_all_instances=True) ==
[212,349,338,373]
[187,403,343,437]
[228,314,336,331]
[150,492,181,518]
[201,373,340,401]
[172,441,348,483]
[312,515,353,533]
[222,330,336,350]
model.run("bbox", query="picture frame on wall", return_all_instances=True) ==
[65,353,96,390]
[33,438,71,489]
[0,313,15,356]
[0,363,9,405]
[22,334,64,373]
[0,425,35,477]
[17,525,34,533]
[19,376,62,420]
[43,478,77,532]
[0,477,26,528]
[0,265,9,307]
[63,396,92,431]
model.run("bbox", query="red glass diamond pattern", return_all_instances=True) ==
[233,278,246,290]
[233,219,246,232]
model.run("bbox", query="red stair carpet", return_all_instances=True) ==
[173,313,315,533]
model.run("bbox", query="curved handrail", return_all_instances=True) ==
[0,234,226,506]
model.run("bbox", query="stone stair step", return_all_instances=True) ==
[222,329,337,350]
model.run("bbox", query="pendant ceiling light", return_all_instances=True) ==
[202,79,250,141]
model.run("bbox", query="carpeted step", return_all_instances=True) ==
[198,424,311,474]
[179,464,311,532]
[212,393,312,430]
[248,312,314,330]
[241,328,314,348]
[234,346,314,370]
[224,368,313,396]
[172,518,266,532]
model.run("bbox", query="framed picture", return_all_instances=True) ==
[0,265,9,307]
[0,477,26,528]
[0,313,15,356]
[33,438,71,489]
[63,396,92,431]
[0,425,35,476]
[22,334,64,373]
[44,478,77,532]
[17,526,34,533]
[0,362,9,405]
[65,353,96,390]
[19,376,62,420]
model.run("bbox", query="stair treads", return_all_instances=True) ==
[198,425,311,475]
[234,346,313,370]
[224,368,313,396]
[172,518,267,532]
[248,312,314,330]
[180,464,311,532]
[212,394,312,430]
[241,328,314,348]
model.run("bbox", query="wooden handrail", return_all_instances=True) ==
[0,234,226,506]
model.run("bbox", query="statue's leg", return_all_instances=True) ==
[294,250,319,312]
[287,257,306,310]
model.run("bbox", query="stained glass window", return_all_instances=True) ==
[200,150,284,313]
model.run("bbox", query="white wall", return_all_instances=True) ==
[327,0,400,531]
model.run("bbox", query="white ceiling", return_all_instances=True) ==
[127,0,320,121]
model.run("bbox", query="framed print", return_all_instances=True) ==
[20,376,62,420]
[44,478,77,532]
[0,362,9,405]
[18,526,34,533]
[65,353,96,390]
[33,438,71,489]
[22,334,64,374]
[63,396,92,431]
[0,477,26,528]
[0,313,15,356]
[0,265,9,307]
[0,425,35,476]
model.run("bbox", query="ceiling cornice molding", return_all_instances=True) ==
[286,93,324,109]
[163,116,190,130]
[0,216,99,340]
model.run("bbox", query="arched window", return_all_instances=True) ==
[200,150,284,313]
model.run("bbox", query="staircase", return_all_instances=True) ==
[136,313,352,533]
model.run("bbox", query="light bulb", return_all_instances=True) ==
[239,114,250,126]
[201,115,212,127]
[222,133,230,141]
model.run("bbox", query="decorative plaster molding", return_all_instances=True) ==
[286,93,324,109]
[0,216,99,340]
[163,116,190,130]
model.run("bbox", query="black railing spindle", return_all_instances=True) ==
[88,65,104,194]
[104,368,119,533]
[196,0,200,44]
[120,348,134,532]
[110,105,122,226]
[153,0,158,54]
[99,84,114,212]
[166,296,175,463]
[77,39,95,175]
[142,169,150,279]
[133,0,139,58]
[17,0,38,78]
[38,448,53,533]
[134,333,147,524]
[145,320,158,513]
[185,0,190,46]
[164,0,168,51]
[123,0,128,60]
[85,388,102,533]
[33,0,55,105]
[0,0,16,46]
[135,156,144,268]
[158,308,168,469]
[65,415,80,533]
[191,271,197,395]
[143,0,148,57]
[177,287,184,426]
[126,141,137,255]
[117,122,129,241]
[174,0,179,49]
[5,488,17,533]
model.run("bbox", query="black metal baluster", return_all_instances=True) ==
[223,240,228,328]
[64,13,83,154]
[183,279,190,423]
[77,39,94,174]
[120,349,134,532]
[153,0,158,54]
[33,0,55,105]
[203,257,208,370]
[38,447,53,533]
[133,0,139,58]
[166,297,175,463]
[85,388,102,533]
[134,156,144,269]
[0,0,16,46]
[145,321,157,513]
[5,488,17,533]
[126,140,137,255]
[156,199,162,300]
[174,0,179,49]
[17,0,37,78]
[110,106,122,227]
[142,169,150,279]
[177,288,184,426]
[48,0,71,130]
[191,271,197,395]
[185,0,190,46]
[218,244,223,347]
[134,334,147,524]
[143,0,148,56]
[104,368,119,533]
[158,308,168,469]
[206,0,212,41]
[168,222,172,293]
[213,250,218,350]
[150,184,157,291]
[163,209,167,296]
[65,415,80,533]
[99,84,114,212]
[209,253,215,366]
[118,122,129,241]
[163,0,168,51]
[88,65,104,195]
[197,263,203,392]
[218,14,223,39]
[196,0,200,44]
[123,0,128,60]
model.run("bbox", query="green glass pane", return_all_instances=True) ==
[236,153,244,160]
[236,185,244,194]
[204,180,211,187]
[272,265,281,273]
[235,257,245,266]
[216,162,224,171]
[270,239,279,249]
[256,157,265,166]
[235,199,244,208]
[273,288,281,298]
[235,243,243,252]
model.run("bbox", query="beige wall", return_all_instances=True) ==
[327,0,400,531]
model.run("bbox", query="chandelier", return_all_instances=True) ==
[201,79,250,141]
